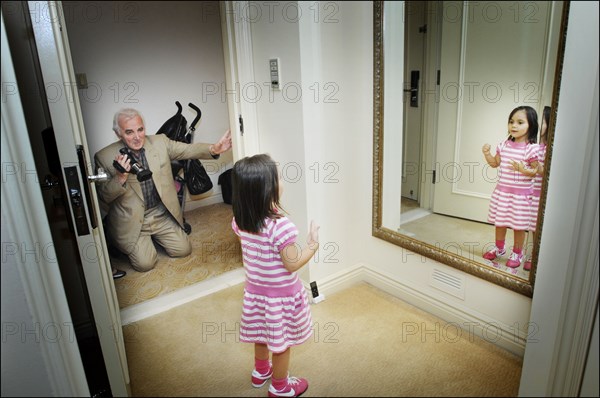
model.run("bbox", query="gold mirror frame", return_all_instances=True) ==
[372,1,570,297]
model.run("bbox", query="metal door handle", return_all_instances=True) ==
[88,168,108,182]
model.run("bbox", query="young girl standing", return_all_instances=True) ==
[524,106,551,271]
[231,154,319,397]
[482,106,539,270]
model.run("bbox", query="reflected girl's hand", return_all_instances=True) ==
[307,220,320,250]
[510,160,523,173]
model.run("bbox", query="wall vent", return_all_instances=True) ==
[430,268,465,300]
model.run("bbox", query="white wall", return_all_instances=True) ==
[520,2,600,394]
[247,1,311,279]
[63,1,232,206]
[257,1,533,347]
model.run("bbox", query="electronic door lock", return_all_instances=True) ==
[65,166,90,236]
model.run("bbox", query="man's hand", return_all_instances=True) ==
[114,153,131,185]
[211,129,232,155]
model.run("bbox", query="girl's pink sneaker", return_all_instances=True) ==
[506,252,524,268]
[268,376,308,397]
[483,246,506,260]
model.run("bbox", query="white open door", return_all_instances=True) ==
[29,1,129,395]
[221,0,260,159]
[432,1,558,222]
[401,1,426,202]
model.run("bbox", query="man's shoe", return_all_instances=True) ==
[268,376,308,397]
[112,269,126,279]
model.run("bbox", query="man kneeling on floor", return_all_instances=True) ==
[95,108,232,275]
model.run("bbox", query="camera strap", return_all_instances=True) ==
[135,148,160,209]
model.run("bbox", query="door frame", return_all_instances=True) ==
[28,1,130,395]
[1,10,90,395]
[401,0,425,202]
[221,0,260,158]
[2,1,255,395]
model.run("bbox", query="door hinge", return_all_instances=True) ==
[238,115,244,136]
[432,169,436,184]
[419,24,427,33]
[437,70,441,86]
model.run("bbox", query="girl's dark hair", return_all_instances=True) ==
[540,106,551,144]
[231,153,281,233]
[508,106,538,144]
[542,106,551,126]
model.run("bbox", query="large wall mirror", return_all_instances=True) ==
[373,1,569,297]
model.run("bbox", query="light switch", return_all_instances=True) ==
[269,58,280,90]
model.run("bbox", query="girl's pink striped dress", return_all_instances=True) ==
[232,216,313,353]
[488,140,539,230]
[529,143,546,232]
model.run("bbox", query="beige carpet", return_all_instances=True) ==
[401,197,420,213]
[400,210,532,280]
[123,282,522,397]
[111,203,242,308]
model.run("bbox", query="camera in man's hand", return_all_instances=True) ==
[113,147,153,182]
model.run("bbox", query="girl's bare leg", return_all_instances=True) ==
[513,230,526,252]
[251,343,272,387]
[272,348,291,380]
[255,343,269,361]
[269,347,308,395]
[495,227,507,242]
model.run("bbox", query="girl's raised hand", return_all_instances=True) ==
[307,220,320,250]
[510,159,523,173]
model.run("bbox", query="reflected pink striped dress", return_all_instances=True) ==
[231,216,313,353]
[529,143,547,232]
[488,140,539,231]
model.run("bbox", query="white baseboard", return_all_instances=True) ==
[184,193,225,213]
[120,268,245,325]
[311,263,526,356]
[303,264,365,298]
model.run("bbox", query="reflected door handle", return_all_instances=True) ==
[88,168,108,182]
[404,70,420,107]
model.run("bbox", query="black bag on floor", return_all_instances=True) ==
[218,169,233,204]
